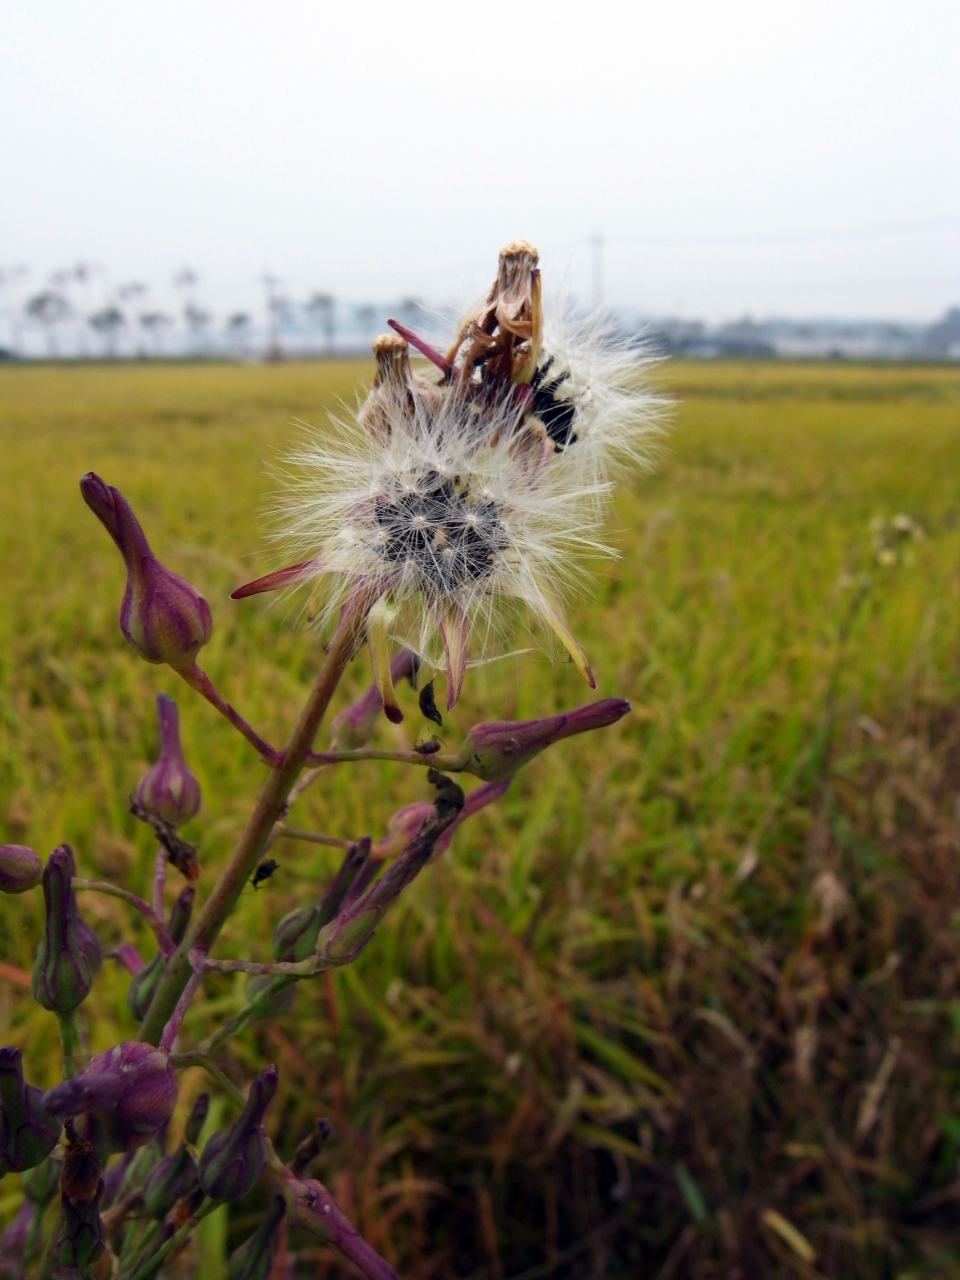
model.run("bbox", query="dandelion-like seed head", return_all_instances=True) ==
[235,242,667,715]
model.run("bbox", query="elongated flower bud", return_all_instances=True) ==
[273,842,367,963]
[283,1171,397,1280]
[328,649,418,750]
[127,887,194,1020]
[32,845,101,1016]
[453,698,631,781]
[185,1091,210,1147]
[0,845,42,895]
[0,1047,62,1176]
[199,1066,277,1202]
[431,776,513,860]
[0,1200,36,1278]
[141,1139,198,1220]
[21,1153,62,1205]
[136,694,201,827]
[80,472,212,670]
[228,1194,286,1280]
[58,1177,105,1270]
[42,1043,177,1154]
[370,803,432,860]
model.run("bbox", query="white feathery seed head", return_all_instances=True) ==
[234,242,668,717]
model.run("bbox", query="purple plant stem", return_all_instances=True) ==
[178,663,282,766]
[159,952,206,1052]
[73,878,174,959]
[152,846,167,918]
[137,583,379,1046]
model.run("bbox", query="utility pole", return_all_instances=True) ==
[590,232,604,311]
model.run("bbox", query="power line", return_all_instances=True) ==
[608,214,960,251]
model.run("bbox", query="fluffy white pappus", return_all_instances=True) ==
[537,302,670,490]
[273,378,615,702]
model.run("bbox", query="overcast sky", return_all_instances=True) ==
[2,1,959,322]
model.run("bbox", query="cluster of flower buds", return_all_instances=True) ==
[136,693,202,827]
[80,472,212,671]
[128,886,195,1019]
[0,1047,61,1176]
[0,845,42,895]
[42,1042,177,1153]
[31,845,102,1017]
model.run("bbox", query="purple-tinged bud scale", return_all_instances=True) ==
[328,650,418,750]
[80,472,213,670]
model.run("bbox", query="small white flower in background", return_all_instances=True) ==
[871,513,924,568]
[234,242,666,716]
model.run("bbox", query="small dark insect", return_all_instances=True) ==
[251,859,279,890]
[418,680,443,727]
[413,737,442,756]
[531,356,578,449]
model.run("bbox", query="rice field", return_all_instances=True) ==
[1,357,960,1278]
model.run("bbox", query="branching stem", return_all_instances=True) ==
[73,879,174,958]
[178,663,282,766]
[137,585,377,1046]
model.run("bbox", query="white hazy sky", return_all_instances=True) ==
[2,0,959,322]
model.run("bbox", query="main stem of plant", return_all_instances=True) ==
[137,589,374,1046]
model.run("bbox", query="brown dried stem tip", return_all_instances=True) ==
[448,240,542,386]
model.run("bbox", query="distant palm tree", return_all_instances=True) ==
[227,312,251,357]
[139,311,172,357]
[25,290,71,357]
[184,302,212,355]
[355,304,377,348]
[89,306,126,358]
[305,292,336,354]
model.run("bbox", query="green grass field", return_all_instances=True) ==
[1,359,960,1278]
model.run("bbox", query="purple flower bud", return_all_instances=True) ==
[184,1092,210,1147]
[21,1154,62,1205]
[328,650,418,750]
[112,942,144,975]
[141,1138,198,1220]
[198,1066,277,1202]
[58,1177,105,1271]
[227,1194,286,1280]
[272,842,367,964]
[42,1043,177,1154]
[431,776,513,860]
[0,846,42,895]
[370,803,432,859]
[454,698,631,781]
[283,1171,397,1280]
[31,845,101,1016]
[80,472,213,671]
[0,1201,36,1280]
[127,887,194,1021]
[136,694,202,827]
[0,1048,62,1176]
